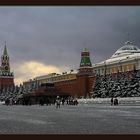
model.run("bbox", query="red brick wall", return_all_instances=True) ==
[88,76,96,97]
[0,77,14,89]
[54,75,95,98]
[55,80,78,97]
[76,75,88,97]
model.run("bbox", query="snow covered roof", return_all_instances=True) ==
[111,41,140,58]
[93,41,140,67]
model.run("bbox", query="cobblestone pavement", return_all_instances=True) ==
[0,104,140,134]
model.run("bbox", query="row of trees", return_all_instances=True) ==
[92,70,140,98]
[0,81,40,102]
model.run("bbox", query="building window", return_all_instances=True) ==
[102,69,104,75]
[111,68,114,73]
[127,65,130,71]
[98,69,100,75]
[94,70,97,74]
[107,68,109,74]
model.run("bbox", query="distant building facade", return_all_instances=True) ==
[0,44,14,90]
[93,41,140,75]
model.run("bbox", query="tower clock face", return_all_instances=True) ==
[5,66,9,70]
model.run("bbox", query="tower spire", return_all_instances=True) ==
[3,41,8,56]
[1,41,10,73]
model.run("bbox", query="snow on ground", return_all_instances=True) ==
[78,97,140,105]
[0,104,140,134]
[0,101,5,105]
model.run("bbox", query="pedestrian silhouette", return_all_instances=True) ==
[56,96,61,109]
[111,97,113,106]
[114,98,118,106]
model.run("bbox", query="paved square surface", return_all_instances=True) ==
[0,104,140,134]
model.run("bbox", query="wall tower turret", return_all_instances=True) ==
[78,48,93,75]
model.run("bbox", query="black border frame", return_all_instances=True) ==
[0,0,140,5]
[0,0,140,140]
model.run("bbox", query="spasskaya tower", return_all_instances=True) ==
[0,42,14,90]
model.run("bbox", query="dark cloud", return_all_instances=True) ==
[0,6,140,71]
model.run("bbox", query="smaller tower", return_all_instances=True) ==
[78,48,93,75]
[76,48,94,98]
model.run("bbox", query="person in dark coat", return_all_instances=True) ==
[39,98,44,106]
[62,98,65,105]
[111,97,113,106]
[114,98,118,106]
[56,96,61,109]
[74,98,78,105]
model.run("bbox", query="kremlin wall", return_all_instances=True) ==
[1,41,140,103]
[23,48,95,98]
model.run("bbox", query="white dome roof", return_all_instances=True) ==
[111,41,140,58]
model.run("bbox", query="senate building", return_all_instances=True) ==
[92,40,140,98]
[93,41,140,75]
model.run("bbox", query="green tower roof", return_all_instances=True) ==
[80,48,92,67]
[80,56,92,67]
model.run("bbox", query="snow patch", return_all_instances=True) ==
[78,97,140,105]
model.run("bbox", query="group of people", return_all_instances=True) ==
[66,98,78,106]
[111,97,119,106]
[5,98,16,105]
[2,95,79,108]
[55,96,78,109]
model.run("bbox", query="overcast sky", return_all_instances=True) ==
[0,6,140,85]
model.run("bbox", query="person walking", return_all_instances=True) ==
[115,98,119,105]
[114,98,119,106]
[56,96,61,109]
[62,98,65,105]
[111,97,113,106]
